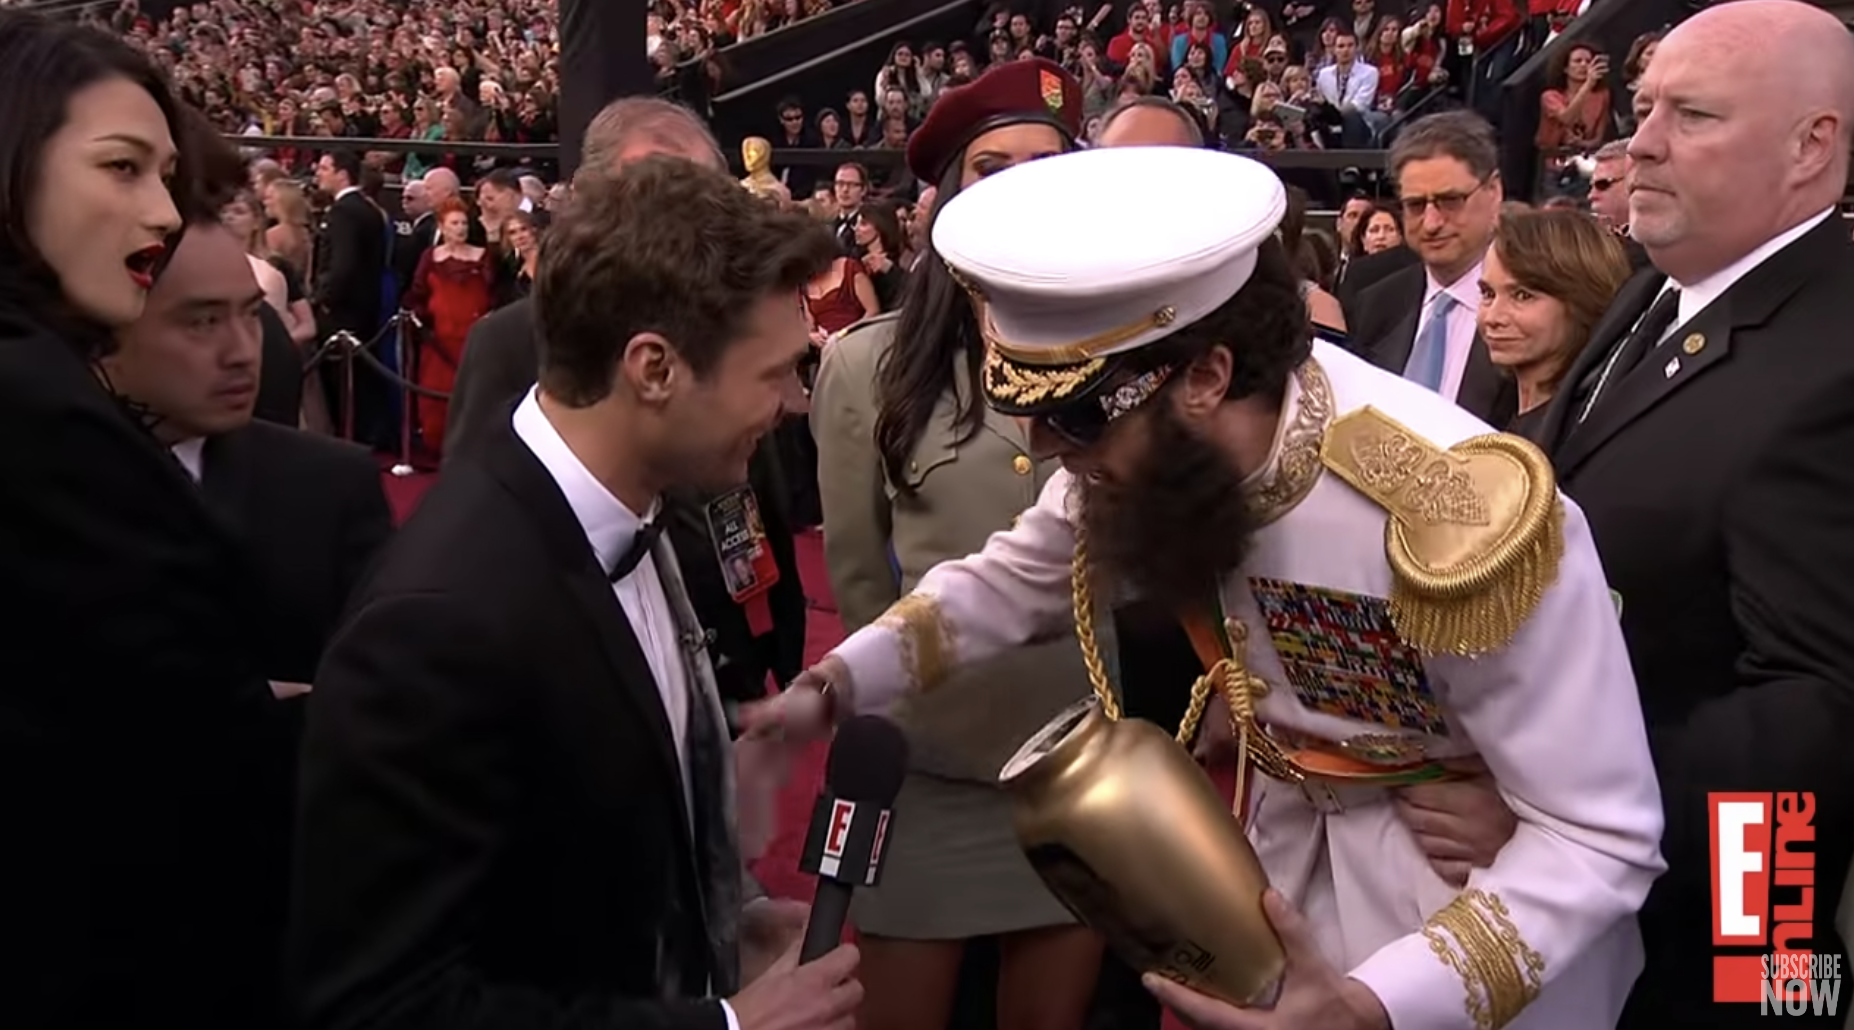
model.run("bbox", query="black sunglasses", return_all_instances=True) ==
[1589,175,1622,191]
[1039,364,1176,447]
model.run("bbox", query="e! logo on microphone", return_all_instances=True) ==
[1709,792,1840,1016]
[819,799,856,877]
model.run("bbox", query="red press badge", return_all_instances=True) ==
[706,485,780,636]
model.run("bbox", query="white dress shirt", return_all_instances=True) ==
[1316,59,1379,111]
[512,389,693,805]
[170,437,206,483]
[1412,258,1485,404]
[1670,207,1835,327]
[512,390,742,1029]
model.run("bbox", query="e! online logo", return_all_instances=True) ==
[1709,792,1841,1016]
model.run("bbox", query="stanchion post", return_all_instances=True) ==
[391,311,417,477]
[340,333,357,443]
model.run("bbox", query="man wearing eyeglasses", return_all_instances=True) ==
[1344,111,1516,428]
[1586,137,1652,270]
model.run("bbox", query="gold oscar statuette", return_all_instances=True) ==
[738,137,790,204]
[1001,698,1285,1006]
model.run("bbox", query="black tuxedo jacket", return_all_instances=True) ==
[293,421,728,1030]
[444,298,809,705]
[1348,262,1517,428]
[1335,244,1419,318]
[197,420,392,1025]
[1538,215,1854,1028]
[316,191,388,336]
[0,309,288,1026]
[202,421,392,684]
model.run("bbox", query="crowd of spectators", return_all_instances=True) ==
[68,0,1661,213]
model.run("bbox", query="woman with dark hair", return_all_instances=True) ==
[851,201,909,310]
[0,11,281,1025]
[1279,184,1348,333]
[810,58,1104,1030]
[1476,207,1632,440]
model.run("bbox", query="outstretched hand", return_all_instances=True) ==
[1143,890,1389,1030]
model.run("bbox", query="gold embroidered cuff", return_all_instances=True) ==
[874,592,956,693]
[1420,888,1546,1030]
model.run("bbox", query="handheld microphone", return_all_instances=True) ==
[796,715,909,963]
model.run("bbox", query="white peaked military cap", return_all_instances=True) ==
[931,146,1287,415]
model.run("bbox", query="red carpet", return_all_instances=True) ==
[380,470,1205,1027]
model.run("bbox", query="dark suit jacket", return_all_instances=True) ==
[316,191,388,337]
[1335,245,1419,318]
[292,422,727,1030]
[1537,215,1854,1028]
[0,308,287,1027]
[202,421,393,684]
[255,302,304,427]
[445,298,808,707]
[193,421,393,1024]
[1348,262,1517,427]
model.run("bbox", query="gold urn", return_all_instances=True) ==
[1000,698,1285,1006]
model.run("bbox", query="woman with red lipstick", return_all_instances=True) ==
[0,11,283,1027]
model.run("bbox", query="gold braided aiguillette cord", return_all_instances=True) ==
[1070,532,1122,721]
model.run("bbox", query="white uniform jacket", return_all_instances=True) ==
[830,342,1666,1030]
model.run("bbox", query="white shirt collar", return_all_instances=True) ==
[1671,208,1835,327]
[170,437,206,483]
[510,388,657,574]
[1424,256,1485,312]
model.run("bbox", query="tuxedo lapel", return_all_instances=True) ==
[480,423,690,826]
[1554,302,1734,474]
[199,432,253,526]
[1367,270,1425,374]
[1539,271,1665,460]
[1554,217,1844,475]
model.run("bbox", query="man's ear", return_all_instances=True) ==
[1175,345,1231,421]
[618,332,677,404]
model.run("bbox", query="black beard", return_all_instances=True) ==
[1077,403,1260,617]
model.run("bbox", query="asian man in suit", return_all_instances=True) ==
[291,157,862,1030]
[1534,4,1854,1024]
[1346,111,1516,428]
[99,198,395,1026]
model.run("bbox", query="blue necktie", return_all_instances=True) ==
[1405,291,1455,392]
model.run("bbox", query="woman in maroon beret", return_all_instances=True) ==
[810,57,1106,1030]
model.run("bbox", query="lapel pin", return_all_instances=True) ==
[1665,356,1682,378]
[1682,333,1705,355]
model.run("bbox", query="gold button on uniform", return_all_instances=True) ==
[1012,454,1033,475]
[1681,333,1705,355]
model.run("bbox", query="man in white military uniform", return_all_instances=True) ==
[755,146,1667,1030]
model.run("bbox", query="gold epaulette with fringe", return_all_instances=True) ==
[1319,407,1564,657]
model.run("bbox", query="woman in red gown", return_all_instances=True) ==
[405,197,495,457]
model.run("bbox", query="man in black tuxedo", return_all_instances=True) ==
[97,212,395,1025]
[1346,111,1516,427]
[447,97,811,717]
[292,157,862,1029]
[1535,4,1854,1024]
[313,150,391,448]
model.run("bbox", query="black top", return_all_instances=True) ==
[0,304,289,1026]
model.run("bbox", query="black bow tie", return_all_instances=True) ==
[608,521,663,582]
